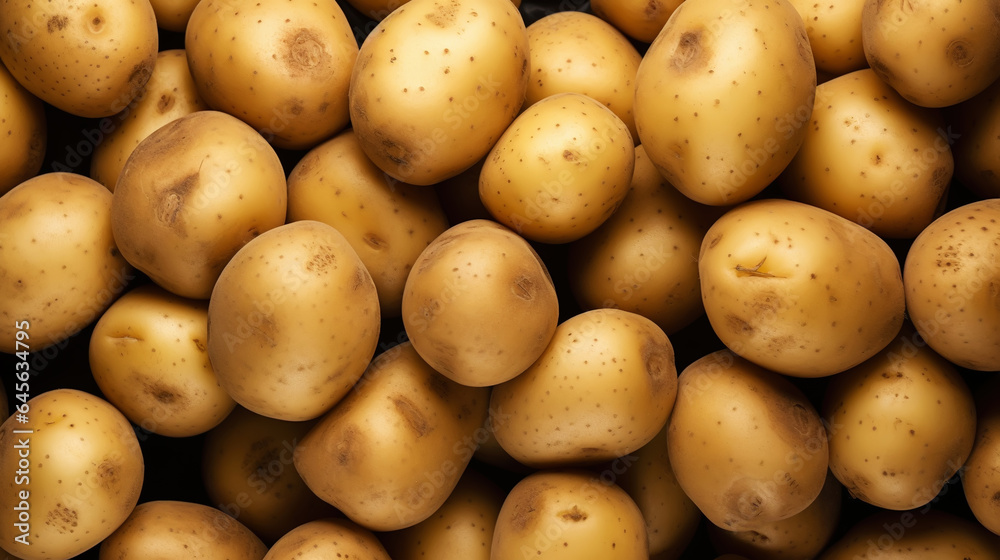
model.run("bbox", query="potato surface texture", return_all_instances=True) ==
[0,62,45,195]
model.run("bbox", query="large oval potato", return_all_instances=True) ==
[0,62,45,195]
[0,172,134,353]
[207,220,380,421]
[634,0,816,205]
[349,0,529,185]
[699,198,905,377]
[0,389,144,560]
[0,0,157,117]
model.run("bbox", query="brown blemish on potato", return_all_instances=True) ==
[509,480,553,532]
[336,425,362,467]
[706,233,723,249]
[145,381,181,405]
[242,437,279,472]
[157,172,198,230]
[559,505,588,522]
[283,29,330,77]
[127,59,154,96]
[946,39,974,68]
[97,459,121,489]
[642,341,675,394]
[724,482,764,526]
[511,274,535,301]
[726,314,754,335]
[425,0,460,27]
[425,373,451,400]
[364,233,388,250]
[47,15,68,32]
[670,30,707,71]
[46,503,78,533]
[867,54,894,85]
[351,266,369,291]
[156,93,175,113]
[306,245,336,273]
[393,396,431,436]
[644,0,660,18]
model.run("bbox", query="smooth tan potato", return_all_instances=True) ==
[401,219,559,387]
[568,145,720,335]
[634,0,816,205]
[479,92,635,244]
[264,518,391,560]
[788,0,867,76]
[0,389,144,560]
[348,0,529,185]
[667,351,829,532]
[950,77,1000,198]
[861,0,1000,108]
[207,220,380,421]
[90,49,209,191]
[293,342,490,531]
[201,407,337,544]
[0,172,134,354]
[699,198,905,377]
[817,509,1000,559]
[491,470,648,560]
[287,129,450,317]
[779,68,953,239]
[903,198,1000,370]
[89,283,235,437]
[0,0,157,117]
[491,308,677,468]
[0,62,45,195]
[525,12,641,141]
[99,500,267,559]
[590,0,682,44]
[111,110,287,300]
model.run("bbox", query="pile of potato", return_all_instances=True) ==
[1,0,999,558]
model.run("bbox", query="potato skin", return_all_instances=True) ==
[0,0,157,117]
[788,0,866,76]
[817,509,1000,559]
[0,62,45,195]
[589,0,681,44]
[699,198,905,377]
[264,518,391,560]
[0,389,144,560]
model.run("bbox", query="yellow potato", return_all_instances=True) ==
[89,283,235,437]
[264,518,391,560]
[0,389,144,560]
[788,0,867,76]
[634,0,816,205]
[817,509,1000,559]
[348,0,529,185]
[479,92,635,244]
[287,129,450,317]
[0,0,157,117]
[90,49,209,191]
[0,62,45,196]
[699,198,905,377]
[0,172,134,354]
[589,0,681,44]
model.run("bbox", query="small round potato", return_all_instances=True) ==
[589,0,681,44]
[0,62,45,195]
[479,92,635,244]
[287,129,450,317]
[401,219,559,387]
[0,389,144,560]
[111,110,288,300]
[264,518,391,560]
[0,172,134,353]
[491,469,648,560]
[490,308,677,468]
[525,11,641,141]
[861,0,1000,108]
[903,198,1000,370]
[90,49,209,191]
[788,0,867,76]
[99,500,267,559]
[0,0,157,117]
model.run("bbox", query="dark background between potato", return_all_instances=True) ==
[0,0,991,557]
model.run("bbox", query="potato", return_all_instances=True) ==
[861,0,1000,108]
[0,389,144,560]
[99,500,267,559]
[0,62,45,196]
[491,469,648,559]
[589,0,681,44]
[287,129,450,317]
[778,68,953,239]
[568,144,720,335]
[185,0,358,150]
[111,110,287,300]
[265,518,391,560]
[0,172,134,354]
[207,220,380,421]
[379,468,505,560]
[817,509,1000,559]
[666,351,829,532]
[490,308,677,468]
[201,406,337,544]
[479,92,635,244]
[401,219,559,387]
[903,198,1000,370]
[89,283,235,437]
[293,342,490,531]
[699,198,905,377]
[949,77,1000,198]
[90,49,209,191]
[612,424,701,560]
[0,0,157,117]
[348,0,529,185]
[962,376,1000,536]
[788,0,866,76]
[708,472,842,560]
[525,11,641,141]
[822,324,975,511]
[634,0,816,206]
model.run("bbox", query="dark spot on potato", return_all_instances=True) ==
[425,0,459,27]
[288,99,304,116]
[283,29,330,77]
[97,459,120,489]
[157,172,198,230]
[336,425,363,467]
[145,381,181,405]
[425,373,451,400]
[156,93,175,113]
[46,504,78,533]
[351,266,370,291]
[559,505,588,522]
[642,340,675,395]
[394,396,431,436]
[644,0,660,17]
[671,30,707,71]
[947,39,974,67]
[796,27,811,65]
[242,437,278,471]
[306,245,336,273]
[47,15,68,32]
[725,482,764,525]
[992,490,1000,504]
[364,233,388,250]
[562,149,579,162]
[127,59,155,97]
[512,274,535,301]
[726,314,754,335]
[707,233,723,249]
[509,480,553,532]
[249,313,279,347]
